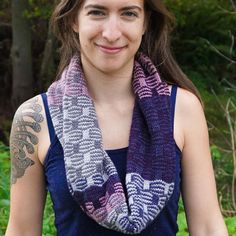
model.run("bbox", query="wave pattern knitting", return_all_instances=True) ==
[47,53,176,234]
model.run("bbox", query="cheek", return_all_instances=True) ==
[78,20,102,38]
[78,29,94,50]
[122,21,145,42]
[125,28,144,44]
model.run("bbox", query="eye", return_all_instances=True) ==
[87,10,105,17]
[122,11,138,18]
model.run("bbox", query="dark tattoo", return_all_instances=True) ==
[10,97,44,184]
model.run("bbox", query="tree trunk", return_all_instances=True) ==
[39,23,56,91]
[11,0,33,110]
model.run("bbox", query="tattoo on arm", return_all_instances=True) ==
[10,97,44,185]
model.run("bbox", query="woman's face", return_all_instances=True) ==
[73,0,146,75]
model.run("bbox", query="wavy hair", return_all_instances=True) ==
[51,0,201,102]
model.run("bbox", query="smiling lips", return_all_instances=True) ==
[96,43,127,54]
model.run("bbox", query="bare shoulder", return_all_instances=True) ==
[12,95,45,135]
[176,87,206,132]
[6,95,48,235]
[176,87,203,115]
[177,88,228,235]
[173,87,206,150]
[13,95,45,119]
[10,95,46,184]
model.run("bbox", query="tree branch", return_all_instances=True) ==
[202,38,236,65]
[230,0,236,11]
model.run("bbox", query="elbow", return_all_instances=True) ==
[188,217,228,236]
[5,221,42,236]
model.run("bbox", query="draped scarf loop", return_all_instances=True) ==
[47,53,176,234]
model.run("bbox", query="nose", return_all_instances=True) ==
[102,15,122,42]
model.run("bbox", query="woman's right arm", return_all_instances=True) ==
[5,96,47,236]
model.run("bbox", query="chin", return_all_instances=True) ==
[96,62,127,74]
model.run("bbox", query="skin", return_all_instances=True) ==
[10,97,43,185]
[5,0,228,235]
[174,89,228,235]
[73,0,146,77]
[6,96,47,236]
[72,0,147,148]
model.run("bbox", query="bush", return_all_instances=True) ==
[0,142,10,235]
[165,0,236,88]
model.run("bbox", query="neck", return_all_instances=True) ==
[81,57,135,104]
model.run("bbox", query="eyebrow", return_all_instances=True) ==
[84,4,143,12]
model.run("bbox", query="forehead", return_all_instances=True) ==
[81,0,145,9]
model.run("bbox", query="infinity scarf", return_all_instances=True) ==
[47,53,176,234]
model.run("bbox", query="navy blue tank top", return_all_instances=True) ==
[42,85,181,236]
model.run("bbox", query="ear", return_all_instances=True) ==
[72,15,80,33]
[72,21,79,33]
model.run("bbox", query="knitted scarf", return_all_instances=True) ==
[47,53,176,234]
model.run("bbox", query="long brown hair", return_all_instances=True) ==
[51,0,202,102]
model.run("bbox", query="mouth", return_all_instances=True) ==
[95,44,127,54]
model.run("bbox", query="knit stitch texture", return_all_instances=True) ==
[47,53,176,234]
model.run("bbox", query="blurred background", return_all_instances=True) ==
[0,0,236,235]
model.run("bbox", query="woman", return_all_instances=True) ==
[6,0,228,235]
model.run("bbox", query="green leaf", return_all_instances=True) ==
[211,145,222,161]
[0,199,10,207]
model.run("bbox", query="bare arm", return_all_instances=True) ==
[5,96,47,236]
[175,88,228,236]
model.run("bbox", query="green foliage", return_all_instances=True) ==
[0,142,10,235]
[0,141,57,235]
[177,212,188,236]
[0,141,235,235]
[24,0,53,20]
[177,210,236,235]
[0,119,12,144]
[188,64,236,224]
[225,216,236,235]
[177,199,188,235]
[0,0,10,21]
[164,0,236,209]
[211,145,222,161]
[42,195,56,236]
[165,0,236,87]
[177,199,236,235]
[1,0,236,235]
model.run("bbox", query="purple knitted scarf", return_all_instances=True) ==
[47,53,176,234]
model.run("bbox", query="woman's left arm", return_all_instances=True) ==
[176,88,228,236]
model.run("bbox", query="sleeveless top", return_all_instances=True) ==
[42,85,182,236]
